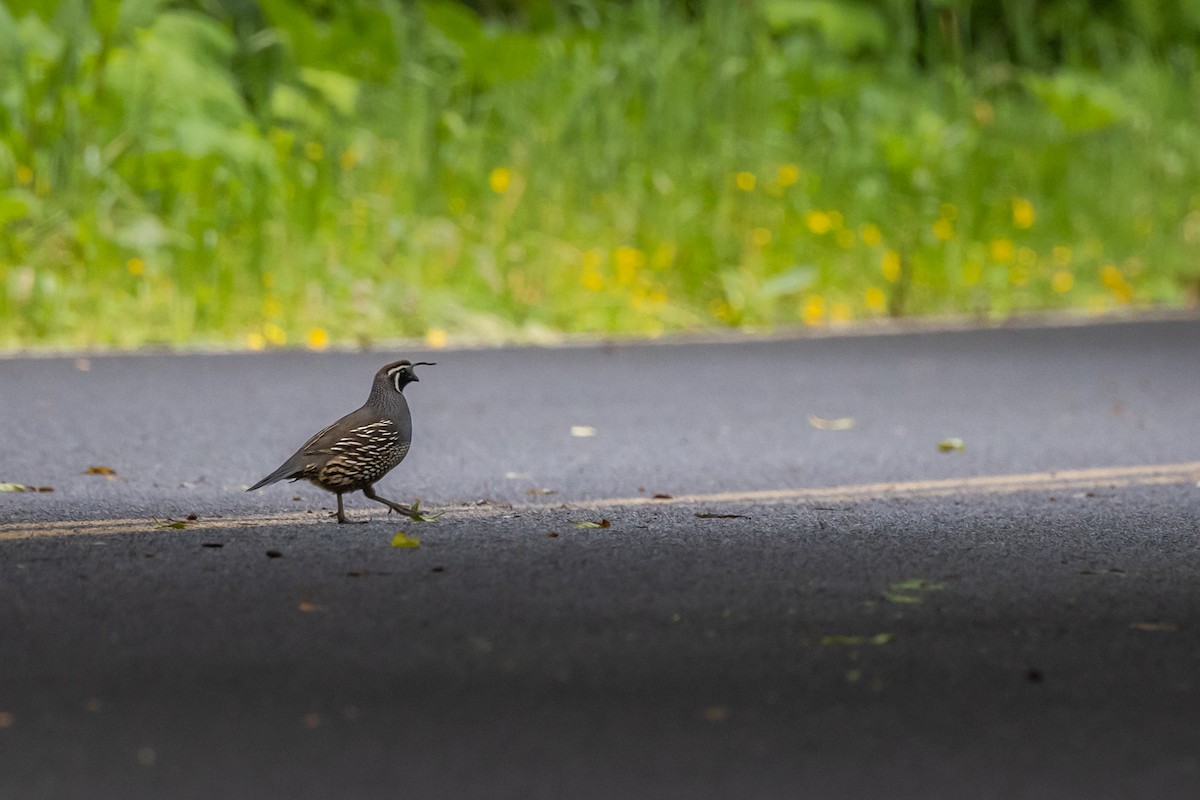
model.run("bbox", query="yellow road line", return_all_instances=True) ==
[1,461,1197,540]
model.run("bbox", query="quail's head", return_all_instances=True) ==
[381,360,436,392]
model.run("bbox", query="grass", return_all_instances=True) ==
[1,0,1198,350]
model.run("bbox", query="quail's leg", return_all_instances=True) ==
[333,493,368,524]
[362,485,415,517]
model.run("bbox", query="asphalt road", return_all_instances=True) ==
[2,318,1199,798]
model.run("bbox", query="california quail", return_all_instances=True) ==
[247,359,435,523]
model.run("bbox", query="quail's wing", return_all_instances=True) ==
[294,405,377,456]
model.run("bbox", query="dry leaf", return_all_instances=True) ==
[695,512,749,519]
[0,483,27,492]
[526,488,558,495]
[937,438,966,452]
[1129,622,1182,632]
[85,465,118,478]
[820,633,896,646]
[808,415,855,430]
[570,519,611,528]
[570,426,596,438]
[652,492,673,500]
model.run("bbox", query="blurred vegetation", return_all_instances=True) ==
[1,0,1199,349]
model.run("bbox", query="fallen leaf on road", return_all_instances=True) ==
[1129,622,1183,632]
[570,426,597,437]
[265,550,282,558]
[0,483,27,492]
[695,512,749,519]
[821,633,896,646]
[159,520,188,529]
[652,492,673,499]
[937,438,966,452]
[526,488,558,495]
[86,465,118,478]
[891,578,944,591]
[296,601,324,613]
[571,519,611,528]
[390,532,421,548]
[406,500,442,522]
[883,578,944,604]
[808,415,855,430]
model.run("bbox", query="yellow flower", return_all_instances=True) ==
[580,249,605,292]
[614,246,646,285]
[126,258,145,276]
[262,323,287,346]
[246,332,266,351]
[15,165,33,185]
[425,328,448,349]
[932,217,954,241]
[304,141,324,161]
[806,210,833,235]
[989,238,1015,262]
[710,299,735,322]
[864,286,887,312]
[735,171,757,192]
[1051,246,1072,267]
[881,249,902,282]
[1051,271,1074,293]
[1011,197,1035,229]
[751,227,772,247]
[859,223,882,247]
[802,295,825,326]
[777,164,800,187]
[1100,264,1133,303]
[306,327,330,351]
[489,167,511,194]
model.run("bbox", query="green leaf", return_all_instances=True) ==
[759,0,887,54]
[883,592,922,604]
[1025,71,1133,134]
[406,500,442,522]
[890,578,944,592]
[160,520,188,529]
[390,532,421,548]
[937,437,965,452]
[0,483,28,492]
[299,67,359,116]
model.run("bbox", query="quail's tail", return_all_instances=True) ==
[246,462,299,492]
